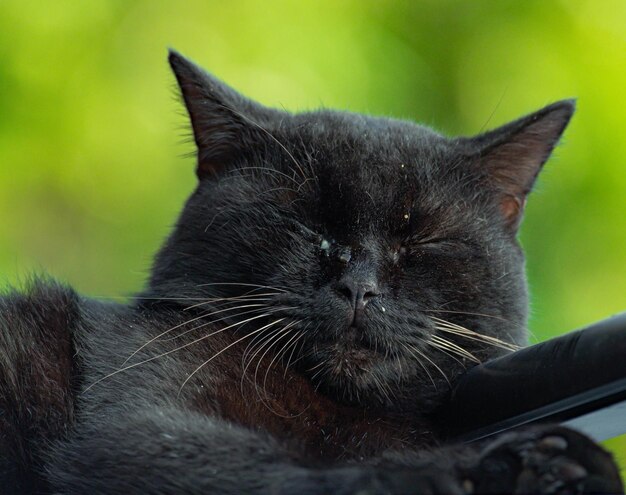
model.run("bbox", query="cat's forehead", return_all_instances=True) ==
[288,110,452,182]
[289,109,449,164]
[278,111,460,238]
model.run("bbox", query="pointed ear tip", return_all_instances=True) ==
[166,50,217,86]
[167,48,187,71]
[547,98,577,120]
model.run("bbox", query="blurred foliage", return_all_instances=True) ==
[0,0,624,473]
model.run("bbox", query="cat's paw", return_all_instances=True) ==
[471,425,623,494]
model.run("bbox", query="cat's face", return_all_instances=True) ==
[150,51,574,407]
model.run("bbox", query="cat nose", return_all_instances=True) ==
[335,276,380,311]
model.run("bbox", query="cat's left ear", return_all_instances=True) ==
[168,49,280,180]
[460,100,575,231]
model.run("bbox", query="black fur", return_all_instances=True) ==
[0,51,621,494]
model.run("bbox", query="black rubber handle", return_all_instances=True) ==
[439,312,626,441]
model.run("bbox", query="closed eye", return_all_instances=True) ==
[390,245,407,264]
[275,214,319,238]
[409,236,466,251]
[414,237,450,246]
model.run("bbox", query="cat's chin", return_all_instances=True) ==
[326,343,381,377]
[325,326,384,373]
[301,329,403,405]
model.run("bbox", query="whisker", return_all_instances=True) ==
[240,326,288,392]
[240,320,298,395]
[241,326,272,370]
[177,318,287,395]
[306,360,326,373]
[233,306,297,361]
[238,323,287,400]
[429,334,481,363]
[171,305,295,345]
[400,343,436,389]
[310,363,327,383]
[402,342,450,387]
[83,312,274,393]
[424,309,511,321]
[283,323,309,378]
[183,293,279,311]
[244,322,310,419]
[122,302,270,365]
[424,309,526,331]
[436,325,519,352]
[422,339,466,367]
[375,371,394,404]
[262,322,301,393]
[160,305,276,342]
[431,316,520,352]
[252,325,296,405]
[91,295,218,302]
[251,324,294,389]
[196,282,287,293]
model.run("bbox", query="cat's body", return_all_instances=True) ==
[0,51,622,494]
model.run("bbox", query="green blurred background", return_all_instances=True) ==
[1,0,624,474]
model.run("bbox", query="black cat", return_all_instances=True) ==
[0,51,622,494]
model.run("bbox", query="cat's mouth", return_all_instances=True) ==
[298,324,402,405]
[321,326,383,376]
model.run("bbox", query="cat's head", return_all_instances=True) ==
[150,50,574,408]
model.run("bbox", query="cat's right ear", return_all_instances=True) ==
[168,50,277,180]
[458,100,575,232]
